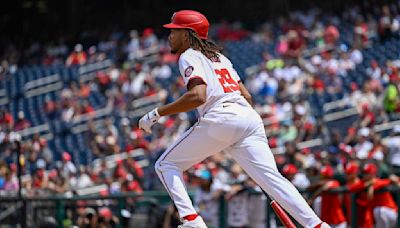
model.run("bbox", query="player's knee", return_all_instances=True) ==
[154,157,182,175]
[154,158,172,174]
[154,159,162,174]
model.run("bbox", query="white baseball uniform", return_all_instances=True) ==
[154,48,322,228]
[373,207,398,228]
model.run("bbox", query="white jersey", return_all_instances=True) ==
[178,48,244,116]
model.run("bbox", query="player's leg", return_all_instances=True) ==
[374,207,397,228]
[330,222,346,228]
[373,207,386,228]
[154,120,231,219]
[227,126,323,228]
[386,207,398,228]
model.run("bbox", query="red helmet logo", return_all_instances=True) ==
[163,10,210,39]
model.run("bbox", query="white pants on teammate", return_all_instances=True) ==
[155,100,322,228]
[373,206,397,228]
[329,222,346,228]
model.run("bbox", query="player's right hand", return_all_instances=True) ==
[138,108,160,134]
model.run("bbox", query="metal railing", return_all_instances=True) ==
[1,186,400,228]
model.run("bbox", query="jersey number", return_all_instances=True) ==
[215,68,239,93]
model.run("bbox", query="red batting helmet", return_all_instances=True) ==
[363,163,377,176]
[282,164,298,175]
[345,162,359,175]
[321,166,334,178]
[163,10,210,39]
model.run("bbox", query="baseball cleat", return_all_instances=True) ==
[177,216,208,228]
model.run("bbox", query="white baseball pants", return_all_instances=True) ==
[329,222,346,228]
[373,206,397,228]
[155,101,322,228]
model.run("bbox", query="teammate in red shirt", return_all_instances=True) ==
[308,166,346,228]
[363,163,398,228]
[343,161,374,228]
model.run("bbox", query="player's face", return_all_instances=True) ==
[168,29,188,54]
[363,173,374,181]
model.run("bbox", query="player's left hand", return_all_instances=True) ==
[139,108,160,134]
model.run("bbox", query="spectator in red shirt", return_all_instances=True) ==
[312,76,325,93]
[14,111,31,131]
[121,179,143,194]
[354,16,370,48]
[81,101,95,115]
[286,30,304,58]
[66,44,87,66]
[96,71,111,94]
[79,81,91,98]
[0,109,13,130]
[125,129,150,152]
[114,160,128,180]
[324,24,340,45]
[360,103,376,128]
[126,155,144,180]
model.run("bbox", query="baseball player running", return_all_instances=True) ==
[139,10,329,228]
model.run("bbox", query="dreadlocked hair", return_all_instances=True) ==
[187,29,223,61]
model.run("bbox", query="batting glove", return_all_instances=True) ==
[139,108,160,134]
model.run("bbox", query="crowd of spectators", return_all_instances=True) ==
[0,1,400,227]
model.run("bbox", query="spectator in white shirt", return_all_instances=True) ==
[61,152,77,177]
[354,128,373,160]
[71,165,93,190]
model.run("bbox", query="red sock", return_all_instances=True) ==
[314,222,323,228]
[183,214,198,221]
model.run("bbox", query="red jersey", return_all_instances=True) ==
[0,113,13,126]
[346,180,374,228]
[321,180,346,224]
[371,179,397,211]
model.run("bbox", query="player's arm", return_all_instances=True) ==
[138,78,206,133]
[238,82,253,106]
[372,178,392,190]
[158,78,206,116]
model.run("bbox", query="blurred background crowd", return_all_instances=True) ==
[1,0,400,227]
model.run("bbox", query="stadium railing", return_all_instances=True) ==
[1,186,400,228]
